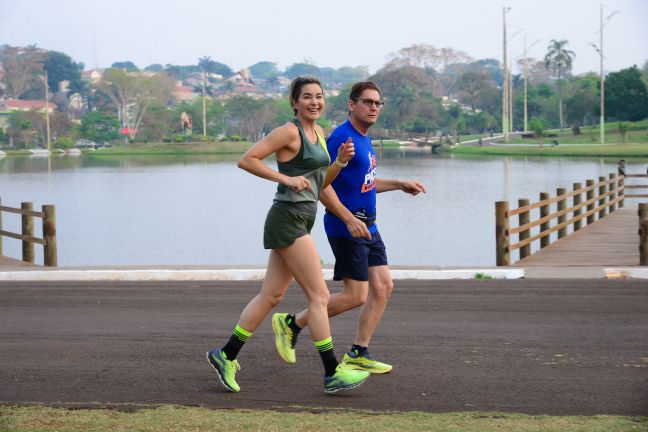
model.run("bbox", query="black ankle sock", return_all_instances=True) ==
[222,336,244,361]
[320,349,338,377]
[285,314,302,333]
[351,344,368,356]
[221,325,252,360]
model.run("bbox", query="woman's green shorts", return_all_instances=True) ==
[264,202,316,249]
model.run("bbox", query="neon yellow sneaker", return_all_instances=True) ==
[342,350,393,374]
[206,349,241,392]
[324,364,370,393]
[271,313,297,364]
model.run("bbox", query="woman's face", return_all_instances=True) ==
[293,83,324,121]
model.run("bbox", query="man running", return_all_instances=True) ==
[272,81,426,374]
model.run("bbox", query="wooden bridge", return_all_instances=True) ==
[496,160,648,267]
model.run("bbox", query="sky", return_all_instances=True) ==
[1,0,646,76]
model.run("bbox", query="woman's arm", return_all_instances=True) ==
[237,124,311,192]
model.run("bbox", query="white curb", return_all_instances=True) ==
[0,268,525,282]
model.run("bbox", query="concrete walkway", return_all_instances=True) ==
[0,264,646,281]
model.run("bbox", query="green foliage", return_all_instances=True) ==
[54,136,75,149]
[111,61,139,71]
[229,134,241,142]
[43,51,84,93]
[529,118,545,137]
[284,62,320,79]
[605,66,648,121]
[248,61,280,80]
[79,112,120,143]
[474,273,494,280]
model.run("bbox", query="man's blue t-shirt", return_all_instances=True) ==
[323,120,378,237]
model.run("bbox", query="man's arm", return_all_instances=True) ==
[320,186,371,240]
[376,178,427,195]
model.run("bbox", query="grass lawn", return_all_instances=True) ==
[448,143,648,158]
[1,405,646,432]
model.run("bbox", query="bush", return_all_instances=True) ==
[54,137,75,149]
[230,134,241,142]
[172,134,186,143]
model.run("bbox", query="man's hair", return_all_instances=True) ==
[289,76,323,115]
[349,81,381,101]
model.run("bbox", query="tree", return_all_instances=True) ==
[144,64,164,72]
[0,45,45,99]
[604,66,648,121]
[98,68,175,141]
[564,73,598,126]
[544,39,575,128]
[248,61,280,80]
[111,61,139,71]
[284,63,320,79]
[43,51,84,93]
[79,112,120,143]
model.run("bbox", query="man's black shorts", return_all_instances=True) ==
[327,231,388,281]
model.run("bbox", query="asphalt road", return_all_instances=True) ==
[1,279,646,415]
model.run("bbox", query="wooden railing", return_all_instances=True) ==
[496,160,648,266]
[618,159,648,199]
[0,198,57,266]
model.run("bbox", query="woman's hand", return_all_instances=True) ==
[337,137,355,164]
[285,175,312,193]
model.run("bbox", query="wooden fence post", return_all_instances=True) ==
[540,192,550,248]
[640,203,647,266]
[21,202,35,263]
[609,173,616,213]
[573,183,582,231]
[618,160,625,208]
[43,205,57,267]
[598,176,607,219]
[557,188,567,239]
[495,201,510,266]
[586,180,595,225]
[518,199,530,259]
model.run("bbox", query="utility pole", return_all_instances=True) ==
[509,56,514,133]
[523,36,540,132]
[599,4,605,145]
[202,70,207,137]
[594,4,619,145]
[502,7,509,142]
[44,70,51,152]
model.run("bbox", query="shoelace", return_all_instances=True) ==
[289,331,299,349]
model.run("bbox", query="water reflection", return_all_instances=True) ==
[1,151,646,267]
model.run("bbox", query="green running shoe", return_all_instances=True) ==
[206,349,241,392]
[342,350,393,374]
[324,364,370,393]
[271,313,297,364]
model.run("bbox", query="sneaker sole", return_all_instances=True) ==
[271,316,296,364]
[324,376,369,394]
[206,352,238,392]
[342,362,393,374]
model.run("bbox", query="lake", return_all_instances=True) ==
[1,150,644,267]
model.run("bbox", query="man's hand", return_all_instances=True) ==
[345,217,372,240]
[400,180,426,196]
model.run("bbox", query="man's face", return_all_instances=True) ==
[348,89,383,127]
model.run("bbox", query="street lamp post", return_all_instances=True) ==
[502,7,510,143]
[43,71,51,152]
[592,4,619,145]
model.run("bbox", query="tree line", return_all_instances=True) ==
[1,43,647,148]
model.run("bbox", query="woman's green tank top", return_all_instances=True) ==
[274,119,330,204]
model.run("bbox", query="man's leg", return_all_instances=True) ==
[340,265,394,374]
[353,265,393,347]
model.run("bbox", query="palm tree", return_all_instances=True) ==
[544,39,575,128]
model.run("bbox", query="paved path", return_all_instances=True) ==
[1,280,646,415]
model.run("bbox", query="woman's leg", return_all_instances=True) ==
[275,235,330,341]
[237,250,293,332]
